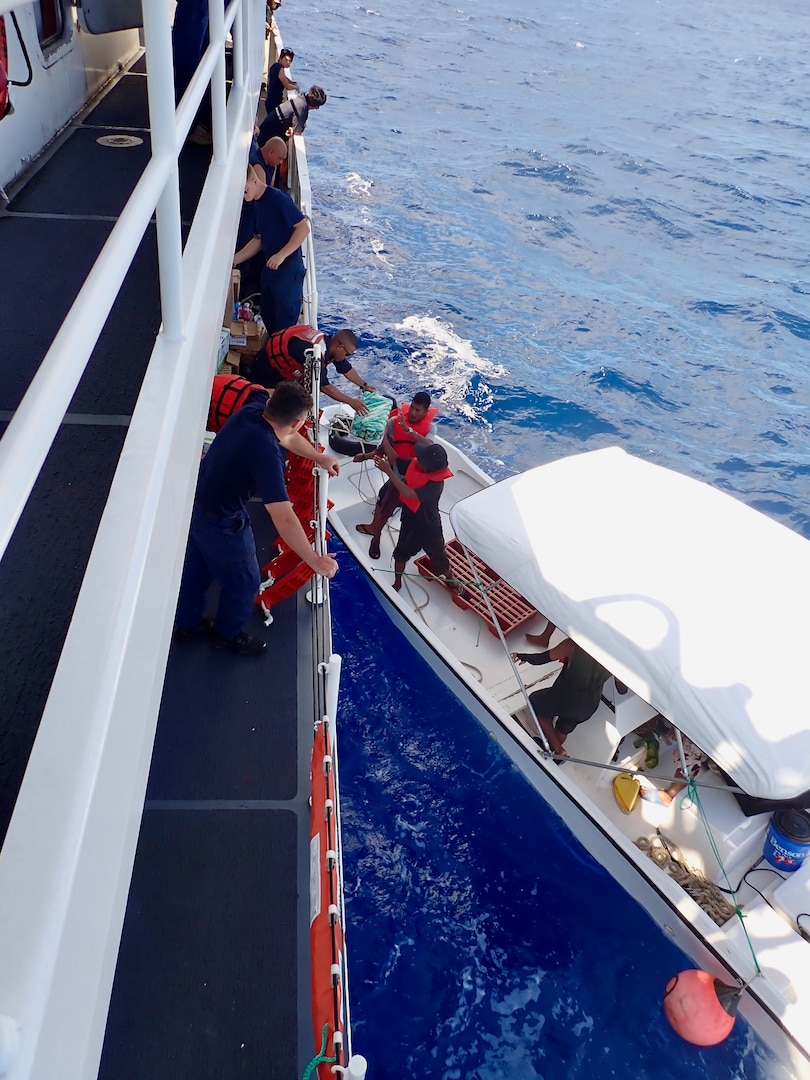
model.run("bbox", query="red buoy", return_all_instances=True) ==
[663,969,741,1046]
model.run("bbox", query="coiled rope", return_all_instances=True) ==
[635,832,736,926]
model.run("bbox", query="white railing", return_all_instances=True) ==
[288,133,320,328]
[0,0,265,1076]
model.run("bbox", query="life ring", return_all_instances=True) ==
[328,426,378,458]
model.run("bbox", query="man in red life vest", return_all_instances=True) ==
[355,391,437,559]
[246,325,374,416]
[373,441,457,595]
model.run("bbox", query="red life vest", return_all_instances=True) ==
[264,324,325,381]
[208,374,267,432]
[400,458,453,513]
[389,403,438,460]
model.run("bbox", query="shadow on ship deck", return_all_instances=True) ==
[0,58,314,1079]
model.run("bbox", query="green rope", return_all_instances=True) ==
[679,776,762,979]
[301,1024,336,1080]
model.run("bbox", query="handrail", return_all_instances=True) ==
[289,132,320,328]
[0,0,244,555]
[0,1,265,1077]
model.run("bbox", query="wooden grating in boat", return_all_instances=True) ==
[415,539,539,637]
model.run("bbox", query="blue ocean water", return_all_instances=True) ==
[286,1,810,1075]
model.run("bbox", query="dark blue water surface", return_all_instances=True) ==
[286,1,810,1075]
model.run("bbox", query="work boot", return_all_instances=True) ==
[173,617,214,642]
[211,630,266,656]
[187,124,213,146]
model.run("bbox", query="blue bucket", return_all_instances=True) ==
[763,809,810,872]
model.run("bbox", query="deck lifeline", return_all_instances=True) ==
[0,64,314,1078]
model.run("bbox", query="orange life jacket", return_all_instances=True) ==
[389,403,438,460]
[400,458,453,513]
[208,374,267,432]
[264,324,325,381]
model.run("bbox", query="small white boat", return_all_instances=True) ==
[323,403,810,1079]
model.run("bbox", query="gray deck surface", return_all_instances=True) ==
[0,63,311,1079]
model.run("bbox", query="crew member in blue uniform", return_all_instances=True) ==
[236,142,288,299]
[265,48,299,111]
[247,136,288,184]
[174,380,338,655]
[233,164,310,333]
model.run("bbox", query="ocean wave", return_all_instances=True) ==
[394,315,507,422]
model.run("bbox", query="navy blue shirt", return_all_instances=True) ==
[196,400,288,516]
[248,136,263,167]
[265,61,286,110]
[248,186,305,268]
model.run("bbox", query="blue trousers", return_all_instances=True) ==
[260,259,306,333]
[172,0,226,127]
[175,508,261,639]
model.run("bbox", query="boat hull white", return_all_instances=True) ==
[322,409,810,1079]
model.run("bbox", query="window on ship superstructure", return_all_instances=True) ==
[34,0,65,50]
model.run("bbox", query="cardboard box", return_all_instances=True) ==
[223,268,241,327]
[218,349,242,375]
[229,319,267,355]
[216,326,230,369]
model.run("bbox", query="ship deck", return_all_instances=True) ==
[0,60,313,1078]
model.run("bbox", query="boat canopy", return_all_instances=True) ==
[449,447,810,800]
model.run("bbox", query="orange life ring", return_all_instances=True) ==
[309,721,345,1079]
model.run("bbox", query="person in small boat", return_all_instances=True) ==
[636,715,708,806]
[174,380,338,656]
[244,325,373,415]
[510,639,611,756]
[256,86,327,146]
[373,441,456,594]
[265,48,299,112]
[233,164,310,334]
[355,392,437,560]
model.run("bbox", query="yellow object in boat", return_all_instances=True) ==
[614,773,641,814]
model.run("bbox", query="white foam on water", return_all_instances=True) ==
[395,314,506,423]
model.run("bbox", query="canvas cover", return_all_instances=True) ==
[449,447,810,800]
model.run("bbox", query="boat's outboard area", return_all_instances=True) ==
[0,60,312,1078]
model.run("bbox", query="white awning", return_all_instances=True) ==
[449,447,810,800]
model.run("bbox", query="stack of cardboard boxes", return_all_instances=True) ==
[218,269,268,375]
